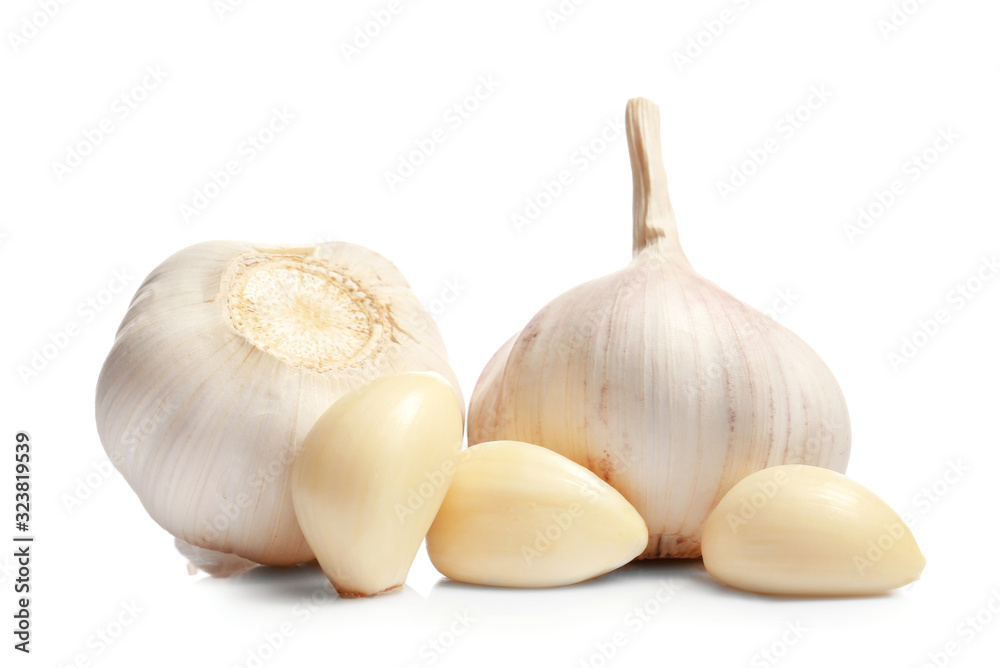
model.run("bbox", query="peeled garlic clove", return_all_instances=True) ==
[701,465,925,596]
[96,241,461,566]
[469,97,850,559]
[291,372,463,597]
[426,440,648,588]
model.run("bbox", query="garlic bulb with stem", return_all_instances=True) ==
[468,97,850,559]
[96,241,461,566]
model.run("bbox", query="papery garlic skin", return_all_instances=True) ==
[96,241,461,566]
[426,441,648,588]
[701,465,925,596]
[469,98,850,559]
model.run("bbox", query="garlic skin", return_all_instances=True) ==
[701,465,925,596]
[292,372,463,597]
[96,241,461,566]
[426,441,647,588]
[469,98,850,559]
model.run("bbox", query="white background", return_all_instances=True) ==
[2,0,999,666]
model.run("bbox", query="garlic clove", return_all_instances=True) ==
[469,98,850,559]
[96,241,461,566]
[291,371,463,598]
[701,465,925,596]
[426,440,648,588]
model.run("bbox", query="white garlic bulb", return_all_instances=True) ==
[96,241,461,566]
[468,98,850,559]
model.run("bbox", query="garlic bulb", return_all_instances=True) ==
[468,98,850,559]
[96,241,461,566]
[701,465,925,595]
[292,372,463,597]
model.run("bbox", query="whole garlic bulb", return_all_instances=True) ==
[96,241,461,566]
[469,98,850,559]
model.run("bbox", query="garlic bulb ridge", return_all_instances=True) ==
[468,97,850,559]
